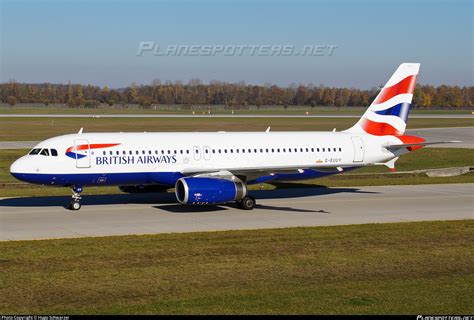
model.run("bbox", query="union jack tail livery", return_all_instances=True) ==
[345,63,420,136]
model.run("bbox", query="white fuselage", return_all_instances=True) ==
[10,131,399,187]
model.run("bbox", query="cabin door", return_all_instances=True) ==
[351,136,364,162]
[74,139,91,168]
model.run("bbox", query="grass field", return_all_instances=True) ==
[2,148,473,197]
[1,116,473,141]
[1,104,472,115]
[0,220,472,314]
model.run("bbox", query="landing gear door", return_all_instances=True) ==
[74,139,91,168]
[351,136,364,162]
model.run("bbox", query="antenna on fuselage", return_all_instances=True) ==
[78,128,83,134]
[265,126,271,133]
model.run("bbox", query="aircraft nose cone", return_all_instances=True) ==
[10,157,29,181]
[10,158,21,174]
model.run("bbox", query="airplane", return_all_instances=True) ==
[10,63,457,211]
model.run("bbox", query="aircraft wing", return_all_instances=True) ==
[180,164,344,181]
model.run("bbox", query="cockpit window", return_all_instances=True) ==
[51,149,58,156]
[40,149,50,156]
[29,148,41,155]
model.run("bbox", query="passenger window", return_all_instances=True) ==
[339,148,342,152]
[40,149,50,156]
[51,149,58,156]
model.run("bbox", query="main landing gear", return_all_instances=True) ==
[68,185,83,211]
[237,196,256,210]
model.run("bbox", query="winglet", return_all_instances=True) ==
[382,157,399,172]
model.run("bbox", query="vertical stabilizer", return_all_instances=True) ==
[345,63,420,136]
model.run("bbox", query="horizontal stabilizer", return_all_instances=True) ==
[386,140,461,150]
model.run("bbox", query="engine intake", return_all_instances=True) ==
[175,177,246,205]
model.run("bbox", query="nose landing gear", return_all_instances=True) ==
[68,185,83,211]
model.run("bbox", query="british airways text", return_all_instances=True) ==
[95,155,177,165]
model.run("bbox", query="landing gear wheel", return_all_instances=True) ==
[69,201,81,211]
[68,185,83,211]
[239,196,256,210]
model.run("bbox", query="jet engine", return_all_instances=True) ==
[175,177,246,205]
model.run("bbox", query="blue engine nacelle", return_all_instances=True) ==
[175,177,247,205]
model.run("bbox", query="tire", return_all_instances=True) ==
[239,196,255,210]
[69,201,81,211]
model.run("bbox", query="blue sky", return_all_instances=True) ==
[1,0,472,88]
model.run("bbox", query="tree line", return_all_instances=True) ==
[1,79,472,109]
